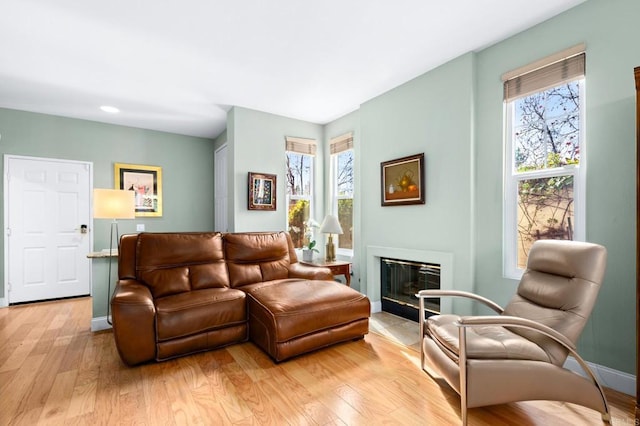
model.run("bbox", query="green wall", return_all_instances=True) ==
[227,106,325,233]
[324,111,362,291]
[320,0,638,375]
[474,0,639,374]
[357,52,476,310]
[0,108,215,317]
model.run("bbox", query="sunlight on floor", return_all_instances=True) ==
[369,311,421,352]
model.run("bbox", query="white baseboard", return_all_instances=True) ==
[564,356,635,396]
[371,300,382,313]
[91,316,112,332]
[0,297,7,308]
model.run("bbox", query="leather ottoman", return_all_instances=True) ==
[244,278,370,361]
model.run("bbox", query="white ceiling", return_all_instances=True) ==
[0,0,586,140]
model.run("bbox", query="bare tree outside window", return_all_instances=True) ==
[286,152,312,247]
[336,150,354,250]
[513,81,580,267]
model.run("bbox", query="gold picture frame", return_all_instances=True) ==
[114,163,163,217]
[248,172,276,210]
[381,153,425,206]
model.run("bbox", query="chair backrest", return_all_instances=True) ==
[503,239,607,365]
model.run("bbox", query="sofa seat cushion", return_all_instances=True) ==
[155,288,246,341]
[245,279,370,342]
[427,314,550,362]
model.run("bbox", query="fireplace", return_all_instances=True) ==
[380,257,440,322]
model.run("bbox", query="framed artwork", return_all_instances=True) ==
[114,163,163,217]
[381,153,425,206]
[248,172,276,210]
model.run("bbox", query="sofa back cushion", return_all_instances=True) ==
[136,232,229,299]
[224,232,292,288]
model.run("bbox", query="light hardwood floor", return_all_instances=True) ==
[0,297,635,425]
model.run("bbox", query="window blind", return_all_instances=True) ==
[502,44,585,102]
[285,136,316,155]
[329,132,354,154]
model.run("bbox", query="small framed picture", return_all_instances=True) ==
[248,172,276,211]
[114,163,163,217]
[381,153,425,206]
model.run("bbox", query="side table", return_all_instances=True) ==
[300,259,352,287]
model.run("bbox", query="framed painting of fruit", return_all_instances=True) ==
[380,153,425,206]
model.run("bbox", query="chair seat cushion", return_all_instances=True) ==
[427,314,550,362]
[155,288,246,341]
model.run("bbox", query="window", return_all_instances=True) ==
[285,136,316,248]
[503,47,585,279]
[330,132,354,252]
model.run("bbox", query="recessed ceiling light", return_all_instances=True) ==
[100,105,120,113]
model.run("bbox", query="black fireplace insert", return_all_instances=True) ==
[380,257,440,322]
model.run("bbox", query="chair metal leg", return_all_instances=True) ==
[459,325,468,426]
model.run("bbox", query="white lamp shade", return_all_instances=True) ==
[319,214,343,235]
[93,189,135,219]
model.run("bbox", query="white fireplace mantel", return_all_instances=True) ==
[366,245,453,314]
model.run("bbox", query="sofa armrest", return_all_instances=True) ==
[111,279,156,366]
[288,262,333,281]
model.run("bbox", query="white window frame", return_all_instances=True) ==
[328,132,354,257]
[285,137,316,249]
[331,149,354,256]
[503,50,586,280]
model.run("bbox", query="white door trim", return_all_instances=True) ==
[3,154,94,307]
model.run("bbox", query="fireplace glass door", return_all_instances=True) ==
[381,258,440,322]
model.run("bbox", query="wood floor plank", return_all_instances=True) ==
[37,369,78,424]
[238,377,299,425]
[0,297,635,426]
[0,368,17,397]
[118,384,148,425]
[314,389,364,426]
[0,322,37,366]
[66,367,98,419]
[333,382,391,422]
[162,361,206,425]
[176,355,209,390]
[0,304,35,337]
[199,362,253,423]
[225,343,271,382]
[0,353,46,422]
[140,362,177,425]
[190,382,231,424]
[10,343,69,425]
[92,333,121,426]
[0,323,48,372]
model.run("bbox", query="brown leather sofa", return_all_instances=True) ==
[111,231,370,366]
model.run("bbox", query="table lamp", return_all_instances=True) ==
[319,214,343,262]
[93,188,135,324]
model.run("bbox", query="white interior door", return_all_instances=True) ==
[214,144,228,232]
[5,155,92,304]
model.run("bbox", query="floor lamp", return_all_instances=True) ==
[93,189,135,325]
